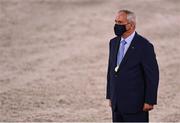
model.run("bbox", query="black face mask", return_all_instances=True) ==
[114,24,126,37]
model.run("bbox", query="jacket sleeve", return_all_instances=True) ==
[106,41,111,99]
[141,43,159,105]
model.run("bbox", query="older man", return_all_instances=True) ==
[106,10,159,122]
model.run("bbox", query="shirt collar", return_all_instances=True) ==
[121,31,135,45]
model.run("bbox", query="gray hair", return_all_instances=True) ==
[118,10,136,24]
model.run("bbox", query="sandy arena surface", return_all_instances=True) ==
[0,0,180,122]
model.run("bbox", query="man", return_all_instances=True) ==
[106,10,159,122]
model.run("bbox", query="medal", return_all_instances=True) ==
[115,65,119,72]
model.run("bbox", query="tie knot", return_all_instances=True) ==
[121,40,126,45]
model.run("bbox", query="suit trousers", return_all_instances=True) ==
[112,109,149,122]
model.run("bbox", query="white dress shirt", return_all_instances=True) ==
[120,31,135,55]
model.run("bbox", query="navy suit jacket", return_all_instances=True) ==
[106,32,159,113]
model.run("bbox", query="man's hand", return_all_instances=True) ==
[143,103,154,111]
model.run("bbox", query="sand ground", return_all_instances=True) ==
[0,0,180,122]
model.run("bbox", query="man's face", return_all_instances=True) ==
[115,12,134,32]
[115,12,128,25]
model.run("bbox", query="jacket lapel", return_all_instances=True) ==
[113,36,121,67]
[117,32,138,72]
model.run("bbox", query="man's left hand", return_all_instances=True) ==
[143,103,154,111]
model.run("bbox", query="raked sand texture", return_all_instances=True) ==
[0,0,180,122]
